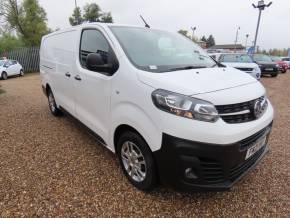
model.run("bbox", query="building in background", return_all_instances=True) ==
[207,44,246,53]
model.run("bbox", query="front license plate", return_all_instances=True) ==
[245,135,267,160]
[265,68,273,71]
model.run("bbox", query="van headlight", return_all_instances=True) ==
[152,89,219,122]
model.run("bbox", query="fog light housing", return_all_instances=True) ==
[185,168,198,179]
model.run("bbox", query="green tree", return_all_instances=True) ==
[206,35,215,48]
[100,12,113,23]
[0,33,24,52]
[69,3,114,25]
[201,36,207,42]
[0,0,49,46]
[83,3,101,22]
[69,7,83,26]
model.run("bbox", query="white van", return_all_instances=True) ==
[40,23,274,191]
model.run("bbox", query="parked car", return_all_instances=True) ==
[281,57,290,69]
[0,60,24,80]
[252,54,279,77]
[40,23,274,191]
[270,56,288,73]
[210,53,261,80]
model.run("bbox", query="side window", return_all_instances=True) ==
[80,29,110,68]
[219,55,224,62]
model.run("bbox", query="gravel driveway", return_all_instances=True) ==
[0,73,289,217]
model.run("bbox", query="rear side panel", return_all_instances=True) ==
[40,30,78,115]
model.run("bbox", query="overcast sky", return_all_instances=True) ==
[39,0,290,49]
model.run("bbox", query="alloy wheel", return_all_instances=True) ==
[121,141,147,182]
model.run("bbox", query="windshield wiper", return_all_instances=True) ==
[167,65,206,72]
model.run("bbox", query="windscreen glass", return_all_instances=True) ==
[110,26,216,72]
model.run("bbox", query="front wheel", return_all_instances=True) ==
[1,72,7,80]
[19,69,24,76]
[117,131,157,191]
[47,89,62,116]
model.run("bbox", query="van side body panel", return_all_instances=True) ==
[40,29,78,115]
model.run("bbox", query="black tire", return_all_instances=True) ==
[19,69,24,76]
[117,131,157,191]
[1,72,7,80]
[47,89,62,116]
[271,72,278,77]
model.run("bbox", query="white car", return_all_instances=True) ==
[210,53,261,80]
[0,59,24,80]
[281,57,290,69]
[40,23,274,191]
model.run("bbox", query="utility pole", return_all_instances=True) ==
[234,26,240,51]
[252,0,272,53]
[245,34,250,49]
[191,27,196,41]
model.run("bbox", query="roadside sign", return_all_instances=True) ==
[247,46,255,55]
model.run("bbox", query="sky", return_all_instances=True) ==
[38,0,290,50]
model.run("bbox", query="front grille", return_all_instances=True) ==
[200,158,224,184]
[216,96,265,124]
[235,67,253,72]
[229,146,265,181]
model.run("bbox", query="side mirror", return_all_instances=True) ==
[86,53,112,73]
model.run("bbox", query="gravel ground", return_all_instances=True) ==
[0,73,289,217]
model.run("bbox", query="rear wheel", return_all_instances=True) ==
[19,69,24,76]
[1,72,7,80]
[47,89,62,116]
[117,131,157,191]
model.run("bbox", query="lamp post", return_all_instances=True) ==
[245,34,250,49]
[234,26,240,51]
[252,0,273,53]
[191,27,196,41]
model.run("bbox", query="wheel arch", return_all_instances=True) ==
[114,124,147,153]
[110,103,162,154]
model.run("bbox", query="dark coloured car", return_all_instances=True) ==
[253,54,279,77]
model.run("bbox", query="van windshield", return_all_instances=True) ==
[110,26,216,72]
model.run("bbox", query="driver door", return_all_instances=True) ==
[74,28,114,142]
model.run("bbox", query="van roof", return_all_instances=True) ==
[43,23,147,38]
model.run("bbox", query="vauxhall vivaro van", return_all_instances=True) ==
[40,23,274,191]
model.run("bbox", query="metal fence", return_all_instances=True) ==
[0,47,40,72]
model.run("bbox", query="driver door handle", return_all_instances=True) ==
[65,72,71,77]
[74,75,82,81]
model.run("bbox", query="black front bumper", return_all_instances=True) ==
[153,123,272,191]
[260,66,279,74]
